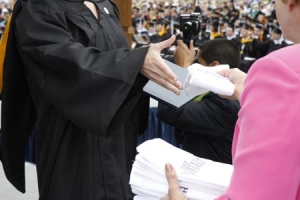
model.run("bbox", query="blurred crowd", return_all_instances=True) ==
[0,0,14,35]
[0,0,293,73]
[131,0,293,72]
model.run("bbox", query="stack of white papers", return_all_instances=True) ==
[130,139,233,200]
[184,64,234,96]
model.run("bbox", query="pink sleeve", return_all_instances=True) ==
[216,55,300,200]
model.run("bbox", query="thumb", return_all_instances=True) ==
[216,68,231,78]
[189,39,194,50]
[165,163,181,191]
[157,35,176,51]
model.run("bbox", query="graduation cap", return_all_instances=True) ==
[211,20,219,29]
[132,6,140,12]
[157,9,164,13]
[223,6,229,10]
[272,26,282,35]
[156,18,165,25]
[241,23,251,30]
[212,10,221,17]
[207,7,213,11]
[149,21,156,27]
[244,15,255,24]
[222,16,230,24]
[227,23,235,31]
[136,18,145,24]
[239,20,246,28]
[255,23,264,30]
[256,11,266,18]
[194,5,202,13]
[210,17,219,23]
[159,18,173,28]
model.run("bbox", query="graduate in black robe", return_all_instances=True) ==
[0,0,182,199]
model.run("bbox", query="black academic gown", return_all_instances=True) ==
[1,0,150,199]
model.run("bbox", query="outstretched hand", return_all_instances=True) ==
[174,40,196,69]
[161,163,188,200]
[217,68,247,102]
[140,35,183,95]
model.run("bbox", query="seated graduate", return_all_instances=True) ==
[252,25,290,58]
[225,23,241,47]
[157,39,241,164]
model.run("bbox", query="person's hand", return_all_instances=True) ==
[161,163,188,200]
[173,40,196,69]
[140,35,183,95]
[217,68,247,102]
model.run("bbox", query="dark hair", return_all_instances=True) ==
[198,38,240,69]
[194,6,202,13]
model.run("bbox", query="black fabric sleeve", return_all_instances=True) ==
[157,95,229,137]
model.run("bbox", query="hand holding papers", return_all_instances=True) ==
[184,64,234,96]
[130,139,233,200]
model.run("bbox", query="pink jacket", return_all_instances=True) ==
[218,44,300,200]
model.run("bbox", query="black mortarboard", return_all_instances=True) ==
[211,20,219,28]
[132,6,140,11]
[136,18,145,24]
[222,16,230,24]
[256,11,266,17]
[213,10,221,16]
[227,23,235,30]
[156,18,164,25]
[210,17,219,23]
[245,15,255,23]
[255,23,264,30]
[239,20,246,28]
[194,6,202,13]
[272,26,282,35]
[241,23,251,30]
[149,21,155,27]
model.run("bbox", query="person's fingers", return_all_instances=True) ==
[189,39,194,50]
[177,40,190,51]
[160,196,169,200]
[216,69,231,78]
[217,68,246,82]
[149,70,182,95]
[165,163,181,192]
[176,39,185,47]
[156,35,176,51]
[165,163,188,200]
